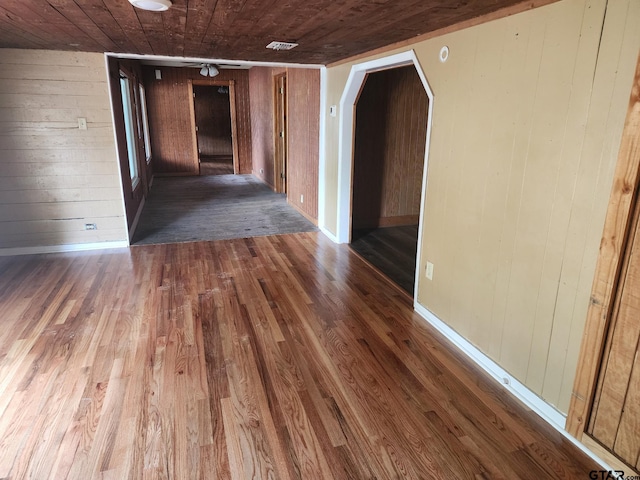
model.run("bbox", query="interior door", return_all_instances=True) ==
[588,199,640,472]
[274,73,287,193]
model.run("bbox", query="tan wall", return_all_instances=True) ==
[322,0,640,414]
[0,49,126,249]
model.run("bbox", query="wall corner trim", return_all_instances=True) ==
[413,301,613,472]
[0,241,130,257]
[319,226,340,243]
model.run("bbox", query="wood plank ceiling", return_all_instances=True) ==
[0,0,556,65]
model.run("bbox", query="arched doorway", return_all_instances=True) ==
[336,51,434,298]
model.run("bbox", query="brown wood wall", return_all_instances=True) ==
[248,67,320,220]
[193,85,232,157]
[352,66,428,229]
[287,68,320,221]
[248,66,284,188]
[142,66,252,175]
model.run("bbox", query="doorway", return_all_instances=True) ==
[274,73,287,193]
[193,84,233,175]
[349,64,429,297]
[189,81,240,176]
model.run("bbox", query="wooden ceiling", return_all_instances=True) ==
[0,0,554,65]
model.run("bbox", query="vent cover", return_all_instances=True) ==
[266,41,299,51]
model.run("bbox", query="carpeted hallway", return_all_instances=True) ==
[131,174,317,245]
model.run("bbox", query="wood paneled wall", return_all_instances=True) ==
[248,66,285,188]
[249,67,320,221]
[352,66,428,229]
[287,68,320,221]
[142,66,252,175]
[0,49,126,249]
[323,0,640,414]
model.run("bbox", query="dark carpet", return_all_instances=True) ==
[131,174,317,245]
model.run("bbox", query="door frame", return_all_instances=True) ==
[187,79,240,175]
[567,52,640,440]
[335,50,434,299]
[273,72,287,194]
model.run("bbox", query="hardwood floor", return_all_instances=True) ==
[350,225,419,296]
[0,232,599,479]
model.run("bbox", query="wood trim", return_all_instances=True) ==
[228,81,240,175]
[327,0,559,68]
[581,436,640,476]
[273,72,287,194]
[566,52,640,438]
[287,199,318,226]
[187,79,200,174]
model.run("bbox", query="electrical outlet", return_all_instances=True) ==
[260,168,264,174]
[78,117,87,130]
[426,261,434,280]
[85,223,97,230]
[300,194,304,203]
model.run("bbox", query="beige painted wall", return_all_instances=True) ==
[0,49,126,249]
[322,0,640,414]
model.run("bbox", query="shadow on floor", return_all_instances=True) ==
[132,174,317,245]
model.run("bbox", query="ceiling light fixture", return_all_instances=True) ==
[128,0,172,12]
[199,64,220,77]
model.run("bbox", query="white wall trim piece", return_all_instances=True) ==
[106,52,322,70]
[336,50,434,245]
[318,66,328,232]
[413,302,615,472]
[0,241,129,257]
[104,53,131,241]
[319,226,340,244]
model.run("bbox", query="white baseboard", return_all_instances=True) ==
[0,241,129,257]
[413,302,614,472]
[319,226,340,244]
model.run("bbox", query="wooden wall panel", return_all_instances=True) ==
[143,66,252,175]
[352,66,427,229]
[248,67,277,188]
[248,66,319,221]
[322,0,640,414]
[0,49,126,249]
[287,68,320,222]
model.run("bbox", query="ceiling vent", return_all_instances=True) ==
[266,41,299,51]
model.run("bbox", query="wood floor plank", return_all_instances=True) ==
[0,232,600,479]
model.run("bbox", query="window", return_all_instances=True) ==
[119,72,139,189]
[138,84,152,163]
